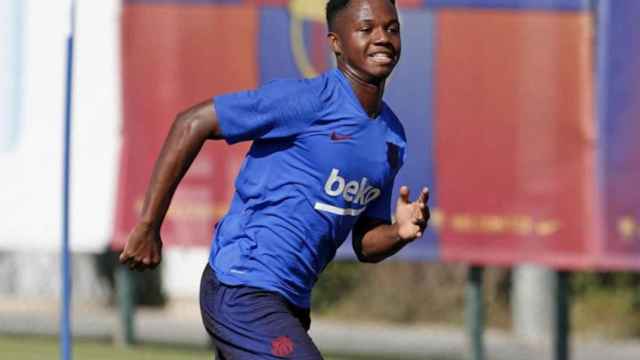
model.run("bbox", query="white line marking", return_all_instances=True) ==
[314,202,366,216]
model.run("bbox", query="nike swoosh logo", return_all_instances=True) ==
[330,132,352,141]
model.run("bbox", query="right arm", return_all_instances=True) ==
[119,99,222,270]
[120,78,319,270]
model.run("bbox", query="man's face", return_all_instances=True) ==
[330,0,401,83]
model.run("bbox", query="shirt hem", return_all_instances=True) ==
[207,259,311,309]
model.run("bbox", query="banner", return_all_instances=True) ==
[115,0,640,270]
[115,0,441,259]
[434,8,597,268]
[113,4,257,248]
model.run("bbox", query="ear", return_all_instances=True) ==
[327,32,342,56]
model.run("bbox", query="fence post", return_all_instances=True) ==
[466,265,485,360]
[553,271,571,360]
[115,266,136,346]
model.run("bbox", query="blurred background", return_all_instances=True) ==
[1,0,640,359]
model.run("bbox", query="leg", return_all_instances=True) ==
[199,264,323,359]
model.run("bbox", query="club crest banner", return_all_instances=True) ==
[115,0,640,269]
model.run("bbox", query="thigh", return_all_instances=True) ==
[199,264,323,359]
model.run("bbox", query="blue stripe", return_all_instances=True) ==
[385,10,439,260]
[259,9,300,82]
[425,0,590,11]
[599,0,640,255]
[595,0,609,207]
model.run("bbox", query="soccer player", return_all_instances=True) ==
[119,0,430,358]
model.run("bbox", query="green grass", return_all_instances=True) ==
[0,335,459,360]
[1,336,209,360]
[0,336,365,360]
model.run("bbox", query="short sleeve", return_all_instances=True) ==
[213,78,320,144]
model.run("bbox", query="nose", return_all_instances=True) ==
[372,27,391,45]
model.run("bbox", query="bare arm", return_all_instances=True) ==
[352,187,429,263]
[119,99,223,270]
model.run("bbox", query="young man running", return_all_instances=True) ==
[119,0,430,358]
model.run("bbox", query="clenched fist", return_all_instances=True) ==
[119,223,163,271]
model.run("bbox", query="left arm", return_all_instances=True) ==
[352,187,430,263]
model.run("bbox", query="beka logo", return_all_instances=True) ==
[324,168,381,206]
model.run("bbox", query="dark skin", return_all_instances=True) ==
[328,0,401,117]
[118,103,223,270]
[119,0,430,270]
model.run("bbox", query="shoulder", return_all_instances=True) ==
[256,74,333,117]
[261,72,329,102]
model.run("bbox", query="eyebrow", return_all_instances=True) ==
[355,18,399,25]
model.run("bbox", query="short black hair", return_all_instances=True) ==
[326,0,396,32]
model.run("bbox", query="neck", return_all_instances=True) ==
[337,63,385,118]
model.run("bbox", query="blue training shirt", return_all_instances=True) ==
[209,69,406,308]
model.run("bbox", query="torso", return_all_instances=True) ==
[209,69,406,308]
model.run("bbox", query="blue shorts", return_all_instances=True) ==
[199,264,323,359]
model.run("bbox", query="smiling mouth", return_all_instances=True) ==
[368,52,395,65]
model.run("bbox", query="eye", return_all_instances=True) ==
[358,26,372,33]
[387,24,400,33]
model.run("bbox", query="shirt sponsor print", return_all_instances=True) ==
[315,168,382,216]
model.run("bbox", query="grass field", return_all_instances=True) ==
[0,336,394,360]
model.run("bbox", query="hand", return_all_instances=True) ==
[394,186,430,241]
[119,223,163,271]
